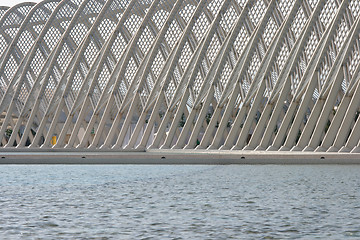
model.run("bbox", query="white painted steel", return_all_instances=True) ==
[0,0,360,154]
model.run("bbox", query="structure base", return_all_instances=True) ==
[1,149,360,164]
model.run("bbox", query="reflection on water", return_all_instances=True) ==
[1,164,360,239]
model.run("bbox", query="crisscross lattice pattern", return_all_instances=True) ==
[1,0,360,154]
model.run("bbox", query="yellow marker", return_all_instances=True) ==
[51,136,56,145]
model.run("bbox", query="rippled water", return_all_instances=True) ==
[1,165,360,239]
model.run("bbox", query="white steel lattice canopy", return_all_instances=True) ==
[1,0,360,153]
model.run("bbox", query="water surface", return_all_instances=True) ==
[1,165,360,239]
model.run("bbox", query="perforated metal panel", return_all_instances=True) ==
[1,0,360,154]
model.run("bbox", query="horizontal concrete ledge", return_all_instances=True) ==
[0,149,360,164]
